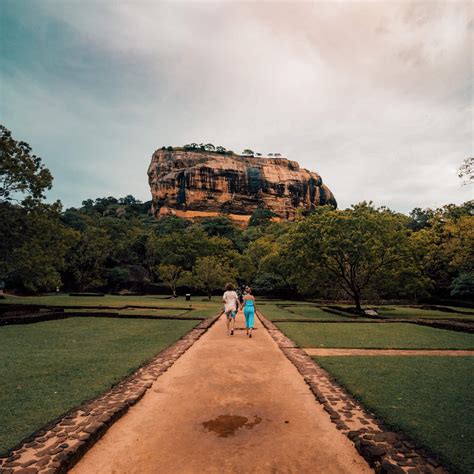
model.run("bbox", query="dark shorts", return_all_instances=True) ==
[225,310,237,319]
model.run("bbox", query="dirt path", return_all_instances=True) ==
[304,348,474,356]
[71,314,372,474]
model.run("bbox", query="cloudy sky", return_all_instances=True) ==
[1,0,472,213]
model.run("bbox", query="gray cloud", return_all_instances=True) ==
[1,0,472,212]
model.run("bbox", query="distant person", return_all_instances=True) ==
[237,285,244,307]
[223,283,239,336]
[243,286,256,338]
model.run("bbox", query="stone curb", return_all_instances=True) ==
[258,312,449,474]
[0,313,222,474]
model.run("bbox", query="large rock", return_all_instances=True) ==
[147,148,336,223]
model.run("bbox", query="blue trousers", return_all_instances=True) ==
[244,307,255,328]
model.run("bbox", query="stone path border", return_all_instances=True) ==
[0,313,221,474]
[258,311,449,474]
[304,348,474,357]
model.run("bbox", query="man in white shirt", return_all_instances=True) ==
[223,283,239,335]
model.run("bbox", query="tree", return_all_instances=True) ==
[407,207,434,231]
[5,202,78,292]
[204,143,215,151]
[242,149,254,156]
[107,267,130,292]
[216,146,226,153]
[285,203,417,311]
[458,157,473,185]
[192,256,235,300]
[450,273,474,298]
[200,217,244,250]
[1,125,53,204]
[65,227,111,291]
[413,209,474,296]
[157,264,182,297]
[249,207,277,227]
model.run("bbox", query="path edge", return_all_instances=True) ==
[257,311,449,474]
[0,313,222,474]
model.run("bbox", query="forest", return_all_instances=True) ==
[1,126,473,308]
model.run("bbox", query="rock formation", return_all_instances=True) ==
[147,148,336,223]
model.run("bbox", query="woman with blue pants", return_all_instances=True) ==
[243,286,256,338]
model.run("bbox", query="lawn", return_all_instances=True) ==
[0,295,222,320]
[315,356,474,473]
[0,317,198,454]
[376,306,474,321]
[0,294,221,310]
[63,307,191,316]
[262,304,354,321]
[276,322,474,349]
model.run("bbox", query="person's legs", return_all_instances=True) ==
[248,310,254,338]
[244,308,250,335]
[225,311,231,334]
[230,311,236,335]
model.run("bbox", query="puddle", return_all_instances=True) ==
[202,415,262,437]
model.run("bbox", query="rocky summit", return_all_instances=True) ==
[147,147,337,223]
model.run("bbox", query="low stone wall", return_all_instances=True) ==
[0,314,221,474]
[258,312,448,474]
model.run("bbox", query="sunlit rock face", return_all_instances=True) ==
[147,149,337,223]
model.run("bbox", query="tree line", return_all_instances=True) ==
[1,126,472,308]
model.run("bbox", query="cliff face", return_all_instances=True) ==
[147,149,336,222]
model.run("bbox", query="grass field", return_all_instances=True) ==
[63,307,191,316]
[315,356,474,473]
[0,317,198,454]
[262,304,355,321]
[0,294,221,319]
[376,306,474,321]
[276,322,474,349]
[0,294,221,308]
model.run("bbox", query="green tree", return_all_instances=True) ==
[157,264,182,297]
[450,273,474,298]
[0,125,53,203]
[106,267,130,292]
[0,127,77,292]
[413,210,474,296]
[249,207,277,227]
[65,227,111,291]
[7,203,78,292]
[285,203,417,311]
[192,256,235,300]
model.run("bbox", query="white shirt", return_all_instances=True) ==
[223,290,239,312]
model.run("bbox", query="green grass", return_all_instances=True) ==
[262,304,353,321]
[63,308,191,316]
[444,306,474,314]
[377,306,474,321]
[276,322,474,349]
[0,317,197,454]
[314,356,474,474]
[0,294,221,310]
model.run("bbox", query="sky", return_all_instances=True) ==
[1,0,472,213]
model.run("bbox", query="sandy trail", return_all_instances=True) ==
[71,313,372,474]
[304,348,474,356]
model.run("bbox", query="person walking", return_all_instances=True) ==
[243,286,256,338]
[223,283,239,336]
